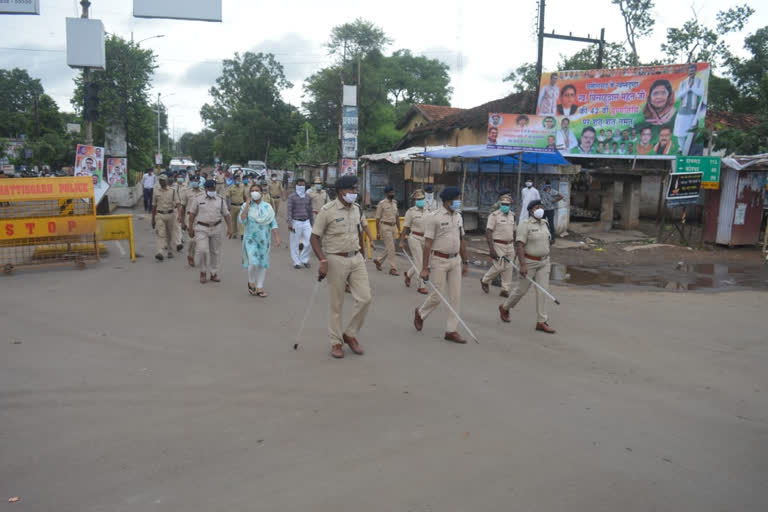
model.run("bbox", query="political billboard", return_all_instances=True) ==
[487,113,558,153]
[535,63,710,158]
[106,157,128,188]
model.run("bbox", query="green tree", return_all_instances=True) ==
[72,35,159,171]
[661,4,754,65]
[383,49,452,112]
[503,62,538,93]
[559,42,635,70]
[201,51,301,164]
[327,18,391,62]
[178,129,216,165]
[612,0,655,65]
[725,26,768,113]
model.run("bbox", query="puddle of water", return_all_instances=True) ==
[550,263,768,291]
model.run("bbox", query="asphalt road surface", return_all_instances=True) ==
[1,209,766,512]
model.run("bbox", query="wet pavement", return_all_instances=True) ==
[550,262,768,291]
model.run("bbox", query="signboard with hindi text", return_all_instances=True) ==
[487,113,557,153]
[666,172,702,206]
[676,155,721,189]
[536,63,710,158]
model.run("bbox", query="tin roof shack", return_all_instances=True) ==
[703,155,768,246]
[396,104,466,133]
[296,162,336,186]
[422,146,579,233]
[359,146,446,212]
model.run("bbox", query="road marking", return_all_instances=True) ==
[115,240,127,256]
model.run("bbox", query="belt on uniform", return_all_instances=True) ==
[293,218,308,222]
[432,251,457,259]
[330,251,358,257]
[411,231,424,237]
[231,202,243,206]
[493,239,513,244]
[197,220,222,227]
[157,209,175,214]
[381,221,395,226]
[524,253,546,261]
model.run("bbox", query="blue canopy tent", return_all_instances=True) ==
[419,145,572,216]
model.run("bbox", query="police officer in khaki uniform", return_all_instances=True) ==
[481,193,516,297]
[188,180,232,283]
[399,189,429,294]
[227,175,247,239]
[152,174,182,261]
[171,172,187,252]
[308,176,329,216]
[268,173,284,214]
[374,185,401,275]
[413,187,469,344]
[214,170,227,198]
[310,175,374,359]
[181,176,204,266]
[499,199,556,333]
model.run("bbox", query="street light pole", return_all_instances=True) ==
[156,92,161,162]
[81,0,93,145]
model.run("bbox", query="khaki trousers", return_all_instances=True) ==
[502,256,550,323]
[194,223,223,276]
[418,254,462,333]
[155,213,177,255]
[173,216,183,248]
[230,204,243,237]
[406,234,426,289]
[379,225,397,271]
[272,198,280,215]
[327,253,372,347]
[482,241,516,292]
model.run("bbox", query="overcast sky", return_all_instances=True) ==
[1,0,765,139]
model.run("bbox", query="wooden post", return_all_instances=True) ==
[516,152,523,214]
[460,160,467,203]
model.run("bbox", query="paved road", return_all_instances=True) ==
[1,208,766,511]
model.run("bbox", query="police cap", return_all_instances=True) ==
[440,186,461,200]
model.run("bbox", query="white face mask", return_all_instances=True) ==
[296,185,306,196]
[533,208,545,219]
[206,191,216,198]
[251,191,261,201]
[315,184,322,190]
[425,193,434,203]
[271,177,277,182]
[343,193,358,204]
[525,182,533,188]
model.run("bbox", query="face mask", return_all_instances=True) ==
[315,184,322,190]
[206,191,216,198]
[235,181,241,186]
[500,205,511,214]
[525,182,533,188]
[271,177,277,181]
[251,191,261,201]
[296,186,306,196]
[425,193,434,203]
[343,192,358,204]
[191,182,200,189]
[243,179,248,185]
[415,199,425,208]
[533,208,545,219]
[450,199,461,211]
[177,178,184,183]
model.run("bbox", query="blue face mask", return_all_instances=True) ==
[243,179,248,184]
[500,205,511,214]
[415,199,425,208]
[451,199,461,211]
[191,182,200,189]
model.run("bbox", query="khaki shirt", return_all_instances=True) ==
[189,194,230,225]
[153,186,180,211]
[312,199,365,254]
[375,198,398,223]
[486,209,515,242]
[227,184,246,205]
[424,206,464,254]
[516,217,551,258]
[403,206,427,234]
[308,188,329,212]
[185,187,204,211]
[269,181,283,199]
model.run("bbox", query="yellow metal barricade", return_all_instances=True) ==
[97,214,136,262]
[0,177,98,273]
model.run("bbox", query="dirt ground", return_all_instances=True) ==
[1,209,767,511]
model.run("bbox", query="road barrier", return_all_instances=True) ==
[96,214,136,262]
[0,177,99,273]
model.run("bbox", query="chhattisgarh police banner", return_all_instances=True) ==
[534,63,710,158]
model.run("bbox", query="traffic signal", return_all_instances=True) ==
[84,82,99,121]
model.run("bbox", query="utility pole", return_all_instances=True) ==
[156,92,161,159]
[81,0,93,145]
[534,0,606,98]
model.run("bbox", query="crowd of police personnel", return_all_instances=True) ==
[146,167,556,359]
